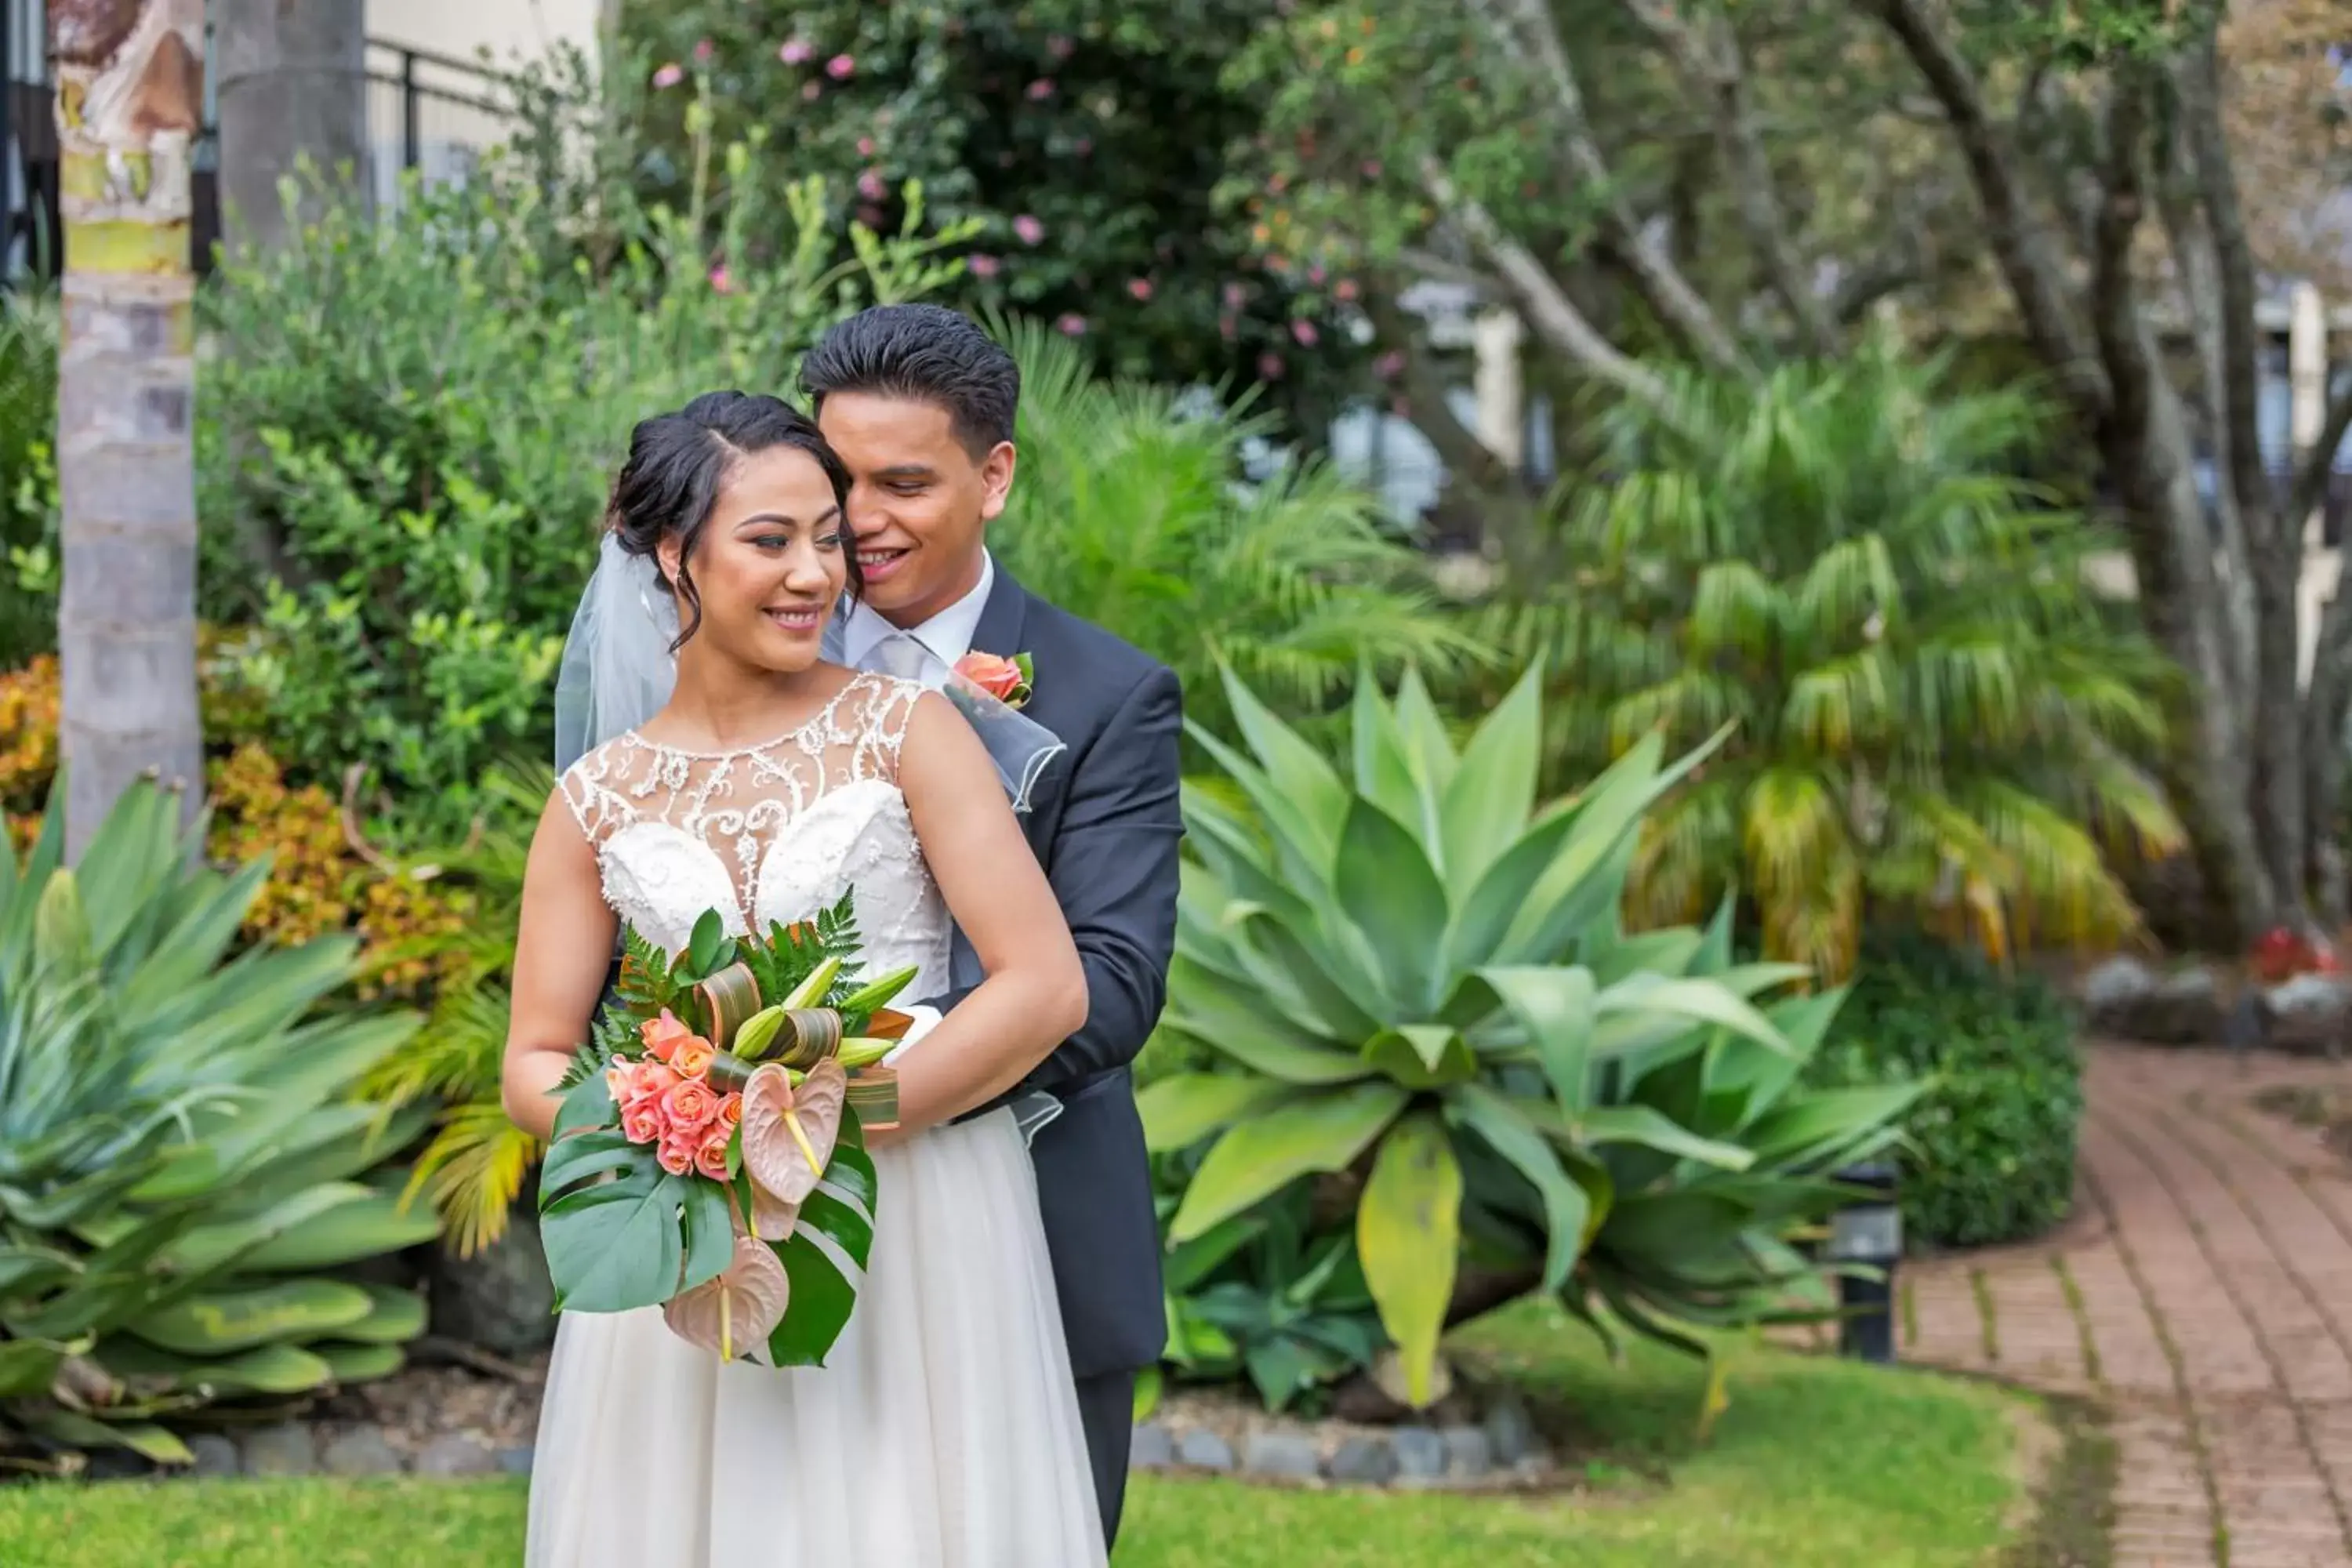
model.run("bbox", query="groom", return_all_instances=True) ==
[800,305,1181,1548]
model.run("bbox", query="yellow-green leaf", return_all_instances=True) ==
[1170,1081,1410,1241]
[1356,1116,1462,1409]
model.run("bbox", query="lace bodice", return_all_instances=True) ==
[560,673,953,996]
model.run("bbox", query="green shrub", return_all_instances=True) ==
[994,318,1480,754]
[196,160,969,826]
[1807,931,2083,1250]
[0,782,437,1470]
[0,293,58,666]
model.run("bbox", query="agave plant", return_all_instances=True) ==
[0,782,437,1470]
[1142,667,1918,1403]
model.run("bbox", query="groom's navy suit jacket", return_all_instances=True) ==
[934,568,1181,1380]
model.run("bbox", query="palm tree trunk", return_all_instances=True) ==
[50,0,205,858]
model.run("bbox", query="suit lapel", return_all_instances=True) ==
[967,565,1029,661]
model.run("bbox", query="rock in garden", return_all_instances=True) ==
[1389,1425,1446,1480]
[1174,1429,1234,1471]
[2259,974,2352,1058]
[497,1446,535,1477]
[1128,1423,1174,1472]
[1483,1398,1536,1467]
[187,1433,240,1479]
[1243,1431,1320,1479]
[415,1434,497,1476]
[241,1423,318,1476]
[1440,1424,1493,1478]
[426,1206,558,1357]
[2080,956,2223,1045]
[1326,1435,1399,1485]
[321,1427,405,1475]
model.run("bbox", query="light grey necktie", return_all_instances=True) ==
[868,631,938,685]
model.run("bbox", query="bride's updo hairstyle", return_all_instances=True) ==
[605,390,858,649]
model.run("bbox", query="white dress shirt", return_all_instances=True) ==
[839,550,996,687]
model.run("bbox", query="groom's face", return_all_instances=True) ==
[818,392,1015,629]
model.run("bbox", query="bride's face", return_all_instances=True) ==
[659,445,848,673]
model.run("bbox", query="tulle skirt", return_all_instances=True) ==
[524,1107,1108,1568]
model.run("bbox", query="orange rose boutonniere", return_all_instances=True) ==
[952,651,1035,710]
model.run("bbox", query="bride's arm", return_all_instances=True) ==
[884,691,1089,1140]
[501,792,620,1144]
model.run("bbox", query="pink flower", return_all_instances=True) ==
[779,39,814,65]
[1047,34,1075,59]
[663,1077,722,1134]
[629,1062,683,1106]
[1012,214,1044,245]
[858,170,886,201]
[1374,350,1406,380]
[641,1011,695,1064]
[622,1100,665,1145]
[954,652,1028,704]
[1127,278,1153,301]
[801,80,822,101]
[656,1134,699,1177]
[652,62,685,89]
[1308,263,1327,284]
[718,1092,743,1128]
[1026,78,1054,100]
[1219,314,1237,341]
[1073,136,1093,157]
[1055,313,1087,336]
[604,1060,641,1103]
[1335,278,1359,302]
[1291,320,1319,347]
[1258,351,1287,381]
[967,253,1001,278]
[708,264,734,295]
[826,53,855,79]
[695,1124,735,1182]
[1361,158,1383,178]
[693,38,713,64]
[1222,281,1247,308]
[856,136,877,157]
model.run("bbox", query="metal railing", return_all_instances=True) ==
[3,24,517,284]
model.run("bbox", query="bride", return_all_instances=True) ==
[501,390,1109,1566]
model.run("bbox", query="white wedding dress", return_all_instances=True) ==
[525,671,1107,1568]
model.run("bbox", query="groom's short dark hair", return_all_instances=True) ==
[799,304,1019,459]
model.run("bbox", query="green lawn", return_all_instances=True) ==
[0,1304,2036,1568]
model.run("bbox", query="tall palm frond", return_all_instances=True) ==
[1482,339,2182,979]
[990,318,1486,746]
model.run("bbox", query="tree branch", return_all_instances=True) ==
[2174,29,2278,555]
[1468,0,1755,377]
[2289,378,2352,533]
[1620,0,1836,357]
[1862,0,2107,419]
[1421,158,1679,419]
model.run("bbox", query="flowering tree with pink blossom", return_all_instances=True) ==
[615,0,1367,428]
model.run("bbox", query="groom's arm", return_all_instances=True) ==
[934,665,1184,1095]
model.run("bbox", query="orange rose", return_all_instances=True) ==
[670,1036,716,1080]
[641,1010,697,1064]
[953,652,1027,704]
[694,1124,734,1182]
[718,1092,743,1128]
[662,1077,721,1134]
[655,1134,698,1177]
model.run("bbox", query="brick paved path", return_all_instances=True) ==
[1896,1045,2352,1567]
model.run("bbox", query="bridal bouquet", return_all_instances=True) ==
[537,893,916,1367]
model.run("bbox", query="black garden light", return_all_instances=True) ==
[1826,1160,1901,1363]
